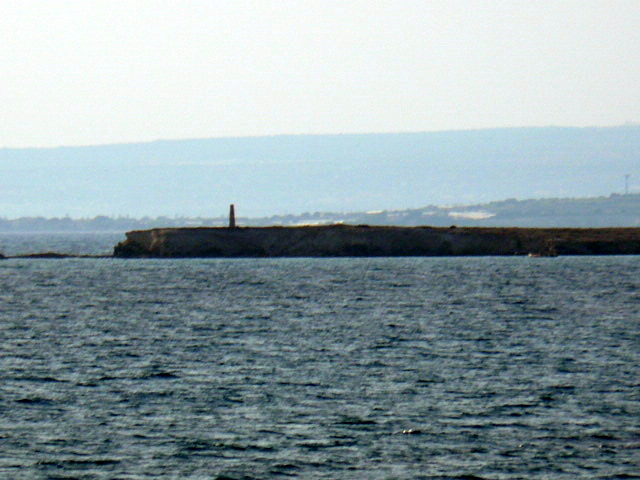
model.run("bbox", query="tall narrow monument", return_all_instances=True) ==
[229,204,236,228]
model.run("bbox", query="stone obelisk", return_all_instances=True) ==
[229,204,236,228]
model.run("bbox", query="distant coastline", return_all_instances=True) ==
[3,126,640,220]
[1,193,639,233]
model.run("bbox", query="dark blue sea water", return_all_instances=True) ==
[1,234,639,479]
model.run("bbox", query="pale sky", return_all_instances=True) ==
[2,0,639,148]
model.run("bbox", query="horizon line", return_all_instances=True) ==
[2,123,638,150]
[0,192,635,222]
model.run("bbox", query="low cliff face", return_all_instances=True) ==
[113,225,640,258]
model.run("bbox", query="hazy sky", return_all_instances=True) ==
[2,0,639,148]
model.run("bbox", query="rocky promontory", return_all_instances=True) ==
[113,225,640,258]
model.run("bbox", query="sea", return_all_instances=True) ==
[0,233,638,479]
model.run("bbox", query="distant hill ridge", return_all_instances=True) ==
[1,194,639,231]
[1,126,639,219]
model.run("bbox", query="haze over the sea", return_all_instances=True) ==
[2,2,639,217]
[1,126,639,218]
[2,1,639,148]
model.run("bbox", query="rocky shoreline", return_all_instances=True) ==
[0,252,110,259]
[4,225,640,259]
[112,225,640,258]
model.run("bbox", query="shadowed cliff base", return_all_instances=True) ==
[113,225,640,258]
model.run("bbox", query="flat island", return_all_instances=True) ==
[113,225,640,258]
